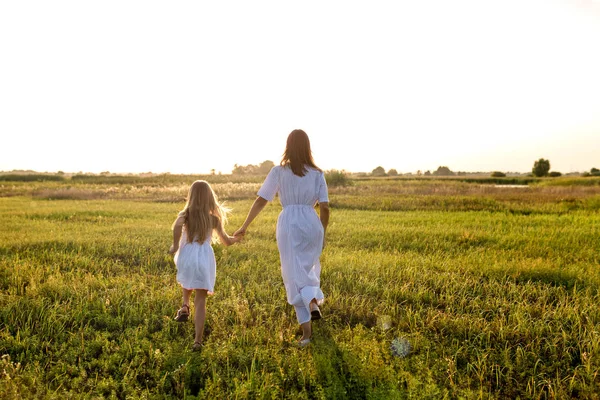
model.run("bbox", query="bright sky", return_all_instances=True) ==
[1,0,599,174]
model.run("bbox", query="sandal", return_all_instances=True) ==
[192,341,203,352]
[310,304,322,321]
[299,338,311,348]
[174,304,190,322]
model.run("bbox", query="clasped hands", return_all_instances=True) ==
[233,227,246,239]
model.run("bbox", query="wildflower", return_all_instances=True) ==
[390,337,412,358]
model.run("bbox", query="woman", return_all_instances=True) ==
[235,129,329,346]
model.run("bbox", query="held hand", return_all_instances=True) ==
[233,227,246,237]
[232,233,244,244]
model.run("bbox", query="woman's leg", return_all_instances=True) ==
[193,289,208,344]
[300,287,324,319]
[294,305,312,341]
[299,301,320,342]
[300,321,312,341]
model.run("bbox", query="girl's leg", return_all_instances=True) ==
[182,288,192,308]
[175,288,192,321]
[193,289,208,344]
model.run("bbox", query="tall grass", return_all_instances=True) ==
[1,178,599,398]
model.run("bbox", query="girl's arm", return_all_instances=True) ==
[235,196,269,236]
[214,217,242,246]
[319,202,330,249]
[169,216,184,254]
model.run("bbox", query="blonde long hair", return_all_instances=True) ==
[176,180,229,243]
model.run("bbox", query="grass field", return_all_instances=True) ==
[1,176,599,399]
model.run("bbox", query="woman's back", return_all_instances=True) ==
[259,166,328,207]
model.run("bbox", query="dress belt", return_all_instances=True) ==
[282,204,313,209]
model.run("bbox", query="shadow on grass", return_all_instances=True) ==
[309,325,372,399]
[483,267,591,292]
[512,270,589,291]
[304,304,408,399]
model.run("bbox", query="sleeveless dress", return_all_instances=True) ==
[174,226,216,293]
[257,166,329,323]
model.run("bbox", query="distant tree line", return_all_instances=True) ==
[368,158,600,179]
[583,167,600,177]
[371,165,460,177]
[232,160,275,175]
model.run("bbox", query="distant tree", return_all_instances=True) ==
[210,169,215,175]
[372,166,386,176]
[491,171,506,177]
[424,170,431,176]
[232,164,254,175]
[387,169,398,176]
[325,170,350,187]
[433,166,454,176]
[258,160,275,174]
[590,167,600,176]
[232,160,275,175]
[532,158,550,177]
[416,170,422,176]
[232,164,244,175]
[548,171,562,177]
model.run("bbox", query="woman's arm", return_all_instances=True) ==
[169,216,184,254]
[319,202,330,248]
[235,196,269,236]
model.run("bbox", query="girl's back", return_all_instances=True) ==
[179,214,217,246]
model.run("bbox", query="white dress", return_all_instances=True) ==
[174,227,216,293]
[258,166,329,321]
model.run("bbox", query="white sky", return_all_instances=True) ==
[1,0,599,174]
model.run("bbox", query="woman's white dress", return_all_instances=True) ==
[174,227,216,293]
[258,166,329,322]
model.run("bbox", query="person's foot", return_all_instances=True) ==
[192,341,203,352]
[174,304,190,322]
[310,303,322,320]
[299,338,311,348]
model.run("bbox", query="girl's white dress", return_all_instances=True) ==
[258,166,329,322]
[174,227,216,293]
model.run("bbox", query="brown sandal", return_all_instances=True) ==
[174,304,190,322]
[192,341,203,352]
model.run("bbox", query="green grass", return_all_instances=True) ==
[1,178,599,398]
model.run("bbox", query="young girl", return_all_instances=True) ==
[168,180,242,351]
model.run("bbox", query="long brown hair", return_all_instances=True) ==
[280,129,321,177]
[175,180,229,243]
